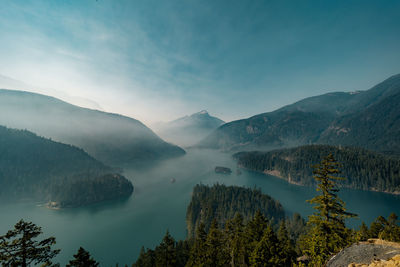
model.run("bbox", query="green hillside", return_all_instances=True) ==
[234,145,400,193]
[0,126,133,207]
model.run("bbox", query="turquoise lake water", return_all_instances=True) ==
[0,149,399,266]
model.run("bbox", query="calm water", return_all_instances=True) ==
[1,149,400,266]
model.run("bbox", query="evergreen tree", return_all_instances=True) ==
[379,213,400,242]
[186,223,207,267]
[249,225,282,267]
[67,247,99,267]
[244,211,269,265]
[277,221,295,266]
[356,222,370,242]
[133,247,147,267]
[302,154,357,265]
[175,240,190,267]
[133,247,155,267]
[225,213,246,267]
[369,216,387,238]
[204,219,229,267]
[155,230,176,267]
[0,219,60,267]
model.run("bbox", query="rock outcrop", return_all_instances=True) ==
[327,239,400,267]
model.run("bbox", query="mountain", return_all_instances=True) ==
[154,110,224,147]
[319,76,400,155]
[234,145,400,193]
[0,126,133,207]
[0,89,185,166]
[198,74,400,154]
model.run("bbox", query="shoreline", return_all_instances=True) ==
[239,166,400,196]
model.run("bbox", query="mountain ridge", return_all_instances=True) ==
[0,89,185,166]
[198,74,400,155]
[155,110,225,147]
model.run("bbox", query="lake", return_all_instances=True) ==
[0,148,399,266]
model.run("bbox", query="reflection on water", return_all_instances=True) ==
[0,148,399,265]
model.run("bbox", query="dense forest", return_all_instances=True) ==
[234,145,400,193]
[136,184,305,267]
[131,205,400,267]
[186,184,286,237]
[0,126,133,207]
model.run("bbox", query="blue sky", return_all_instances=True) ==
[0,0,400,124]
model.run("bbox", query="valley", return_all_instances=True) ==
[0,74,400,265]
[2,2,400,265]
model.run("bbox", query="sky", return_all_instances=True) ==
[0,0,400,125]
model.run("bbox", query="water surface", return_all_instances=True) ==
[0,149,399,265]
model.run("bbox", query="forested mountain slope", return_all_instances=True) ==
[199,74,400,155]
[0,126,133,207]
[319,90,400,156]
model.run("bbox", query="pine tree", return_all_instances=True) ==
[249,225,282,267]
[155,230,176,267]
[355,222,370,241]
[133,247,147,267]
[186,223,207,267]
[244,211,269,265]
[204,219,229,267]
[133,247,155,267]
[0,219,60,267]
[225,213,246,267]
[379,213,400,242]
[277,221,295,266]
[175,240,190,267]
[369,216,387,238]
[302,154,357,265]
[67,247,99,267]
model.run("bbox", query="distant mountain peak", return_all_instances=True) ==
[197,110,209,115]
[155,110,225,147]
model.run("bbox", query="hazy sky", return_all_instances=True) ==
[1,0,400,125]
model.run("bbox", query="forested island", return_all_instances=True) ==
[234,145,400,194]
[0,126,133,207]
[130,155,400,267]
[214,166,232,174]
[186,184,286,237]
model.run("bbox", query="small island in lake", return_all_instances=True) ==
[215,166,232,174]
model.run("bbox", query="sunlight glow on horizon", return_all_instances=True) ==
[0,0,400,125]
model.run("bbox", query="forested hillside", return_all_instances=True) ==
[234,145,400,193]
[0,126,133,207]
[319,90,400,156]
[186,184,286,237]
[198,74,400,155]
